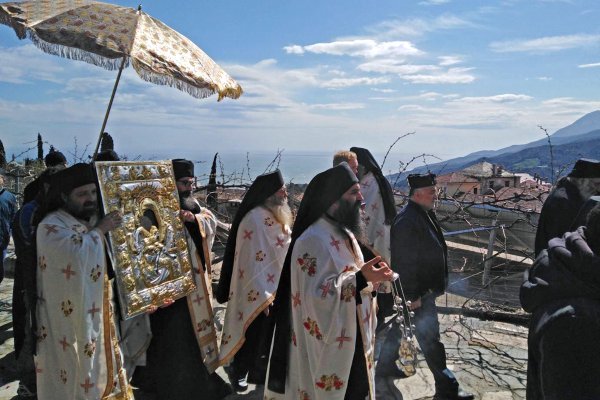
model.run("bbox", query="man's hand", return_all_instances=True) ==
[360,256,394,283]
[408,297,422,311]
[179,210,195,223]
[96,211,123,234]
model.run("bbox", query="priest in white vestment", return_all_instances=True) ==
[266,163,394,400]
[35,163,132,400]
[216,170,291,391]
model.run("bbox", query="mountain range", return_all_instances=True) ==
[390,110,600,186]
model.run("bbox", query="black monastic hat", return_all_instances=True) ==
[94,150,120,162]
[350,146,397,224]
[568,159,600,178]
[407,173,437,189]
[50,163,95,194]
[216,170,285,304]
[172,159,194,180]
[44,149,67,167]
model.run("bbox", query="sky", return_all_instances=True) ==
[1,0,600,179]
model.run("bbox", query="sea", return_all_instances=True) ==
[169,150,427,185]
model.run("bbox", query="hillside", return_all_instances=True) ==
[389,111,600,187]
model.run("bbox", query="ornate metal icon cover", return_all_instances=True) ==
[96,161,196,319]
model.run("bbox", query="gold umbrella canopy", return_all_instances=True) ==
[0,0,243,101]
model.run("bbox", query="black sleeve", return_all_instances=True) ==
[391,217,421,301]
[354,271,368,304]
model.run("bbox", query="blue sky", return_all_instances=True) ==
[1,0,600,175]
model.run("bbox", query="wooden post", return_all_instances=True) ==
[482,215,498,286]
[93,56,127,159]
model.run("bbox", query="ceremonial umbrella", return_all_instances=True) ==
[0,0,243,156]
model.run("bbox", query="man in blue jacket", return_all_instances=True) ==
[0,174,16,283]
[390,173,473,400]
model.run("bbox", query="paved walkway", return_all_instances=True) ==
[0,265,527,400]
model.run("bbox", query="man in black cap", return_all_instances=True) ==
[522,203,600,399]
[133,158,231,399]
[535,158,600,256]
[35,163,132,399]
[216,170,291,391]
[265,163,393,400]
[390,173,473,400]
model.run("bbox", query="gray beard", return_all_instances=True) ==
[266,202,293,229]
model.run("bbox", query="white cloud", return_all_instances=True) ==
[371,88,397,93]
[0,44,65,84]
[370,14,472,38]
[452,94,533,104]
[358,59,439,74]
[310,103,365,110]
[322,77,390,88]
[578,62,600,68]
[490,34,600,53]
[438,55,463,66]
[400,67,476,84]
[285,39,422,59]
[536,76,553,81]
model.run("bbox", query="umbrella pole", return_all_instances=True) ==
[93,56,127,159]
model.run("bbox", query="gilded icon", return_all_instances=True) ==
[95,161,196,319]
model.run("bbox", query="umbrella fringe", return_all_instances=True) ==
[133,63,227,100]
[27,30,129,71]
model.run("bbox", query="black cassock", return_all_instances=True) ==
[132,219,230,400]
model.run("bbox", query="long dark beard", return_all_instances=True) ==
[332,198,366,242]
[179,192,201,214]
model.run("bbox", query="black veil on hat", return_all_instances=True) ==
[172,159,194,180]
[215,169,284,304]
[44,148,67,167]
[350,147,397,224]
[267,162,358,394]
[51,163,95,195]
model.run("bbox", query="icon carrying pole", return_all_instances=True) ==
[93,55,127,159]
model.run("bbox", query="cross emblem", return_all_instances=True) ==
[342,265,352,273]
[44,224,58,235]
[80,377,94,394]
[267,273,276,283]
[87,303,100,319]
[61,264,76,280]
[238,269,245,279]
[238,311,244,321]
[371,203,379,211]
[193,294,204,305]
[243,230,253,240]
[375,230,384,238]
[336,329,352,349]
[330,235,340,252]
[319,281,333,298]
[362,181,371,188]
[275,237,285,248]
[59,336,69,351]
[292,292,301,307]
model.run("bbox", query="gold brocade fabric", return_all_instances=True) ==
[0,0,242,100]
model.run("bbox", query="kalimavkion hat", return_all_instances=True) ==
[568,159,600,178]
[50,163,95,194]
[407,173,436,189]
[172,159,194,180]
